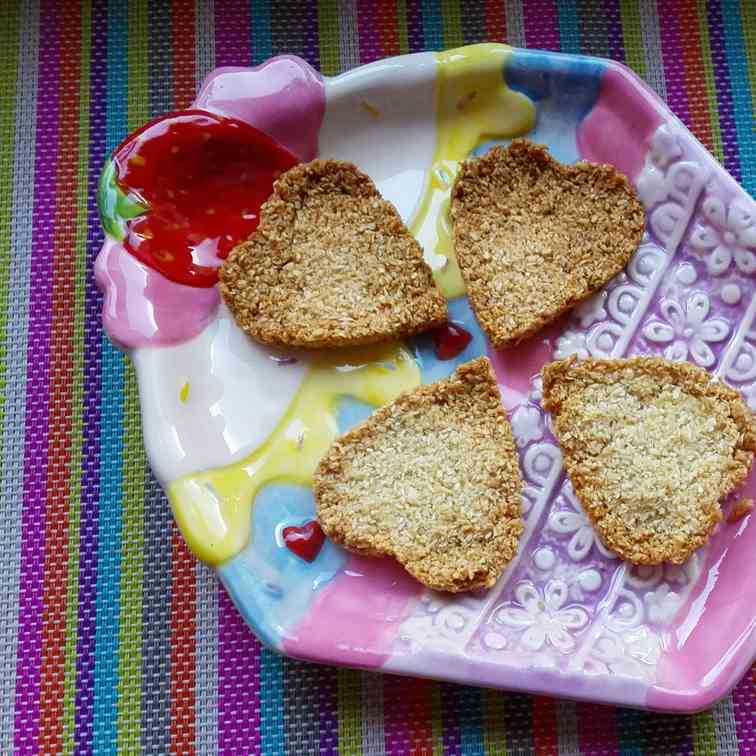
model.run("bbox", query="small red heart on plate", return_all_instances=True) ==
[433,322,472,360]
[283,521,326,562]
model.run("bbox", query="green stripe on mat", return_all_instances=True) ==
[318,0,340,77]
[619,0,645,77]
[440,0,463,49]
[397,0,410,56]
[116,1,149,752]
[0,0,20,466]
[483,689,508,754]
[117,369,146,755]
[337,668,362,756]
[432,684,444,756]
[692,710,716,755]
[127,0,150,129]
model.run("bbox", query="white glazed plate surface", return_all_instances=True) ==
[96,45,756,712]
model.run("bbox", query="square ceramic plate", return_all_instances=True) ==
[96,44,756,713]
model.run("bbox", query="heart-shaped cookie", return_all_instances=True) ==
[542,356,756,564]
[220,160,447,349]
[451,140,645,348]
[314,357,523,592]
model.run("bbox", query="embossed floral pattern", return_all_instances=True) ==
[642,291,729,367]
[589,626,662,679]
[495,581,588,652]
[649,126,682,168]
[636,125,683,207]
[574,291,607,327]
[394,122,748,686]
[521,485,538,517]
[664,555,701,587]
[644,583,683,624]
[510,405,543,446]
[690,197,756,275]
[548,484,616,561]
[554,330,588,360]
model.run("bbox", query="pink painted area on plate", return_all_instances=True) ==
[488,317,567,410]
[648,475,756,712]
[195,56,325,162]
[577,64,663,182]
[96,55,325,350]
[94,237,220,349]
[283,554,422,668]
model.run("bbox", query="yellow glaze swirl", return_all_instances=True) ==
[412,44,535,298]
[168,344,419,565]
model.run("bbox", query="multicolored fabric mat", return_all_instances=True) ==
[1,0,754,753]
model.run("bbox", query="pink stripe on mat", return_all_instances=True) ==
[214,0,251,67]
[358,0,380,65]
[576,702,620,756]
[732,665,756,750]
[656,0,691,127]
[522,0,560,51]
[318,667,339,756]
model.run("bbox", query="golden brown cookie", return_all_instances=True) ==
[727,498,754,523]
[542,356,756,564]
[450,140,645,348]
[314,356,523,592]
[219,160,447,349]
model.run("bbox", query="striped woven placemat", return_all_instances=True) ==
[1,1,754,753]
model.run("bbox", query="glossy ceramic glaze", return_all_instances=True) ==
[111,110,298,286]
[95,44,756,712]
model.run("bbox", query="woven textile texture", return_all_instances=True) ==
[1,0,755,753]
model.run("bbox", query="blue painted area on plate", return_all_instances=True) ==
[219,484,347,649]
[336,395,375,431]
[473,48,605,165]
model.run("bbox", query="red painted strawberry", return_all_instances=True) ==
[100,109,298,287]
[282,521,326,563]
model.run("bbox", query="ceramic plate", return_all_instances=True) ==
[96,44,756,712]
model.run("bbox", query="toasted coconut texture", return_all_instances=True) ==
[314,357,523,592]
[219,160,447,348]
[450,139,645,348]
[542,356,756,564]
